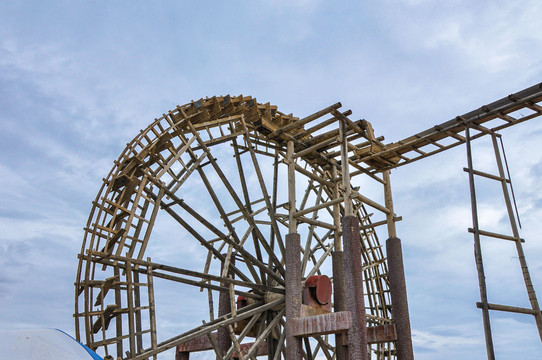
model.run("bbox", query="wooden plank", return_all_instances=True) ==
[288,311,352,337]
[367,324,397,344]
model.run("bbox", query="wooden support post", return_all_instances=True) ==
[332,164,348,360]
[146,257,158,360]
[340,116,368,359]
[384,170,414,360]
[332,251,349,360]
[114,266,124,360]
[339,119,352,216]
[285,233,303,359]
[342,215,368,360]
[285,139,303,359]
[217,254,235,359]
[386,238,414,360]
[125,258,136,358]
[465,124,495,360]
[383,170,397,239]
[133,271,143,354]
[287,140,296,234]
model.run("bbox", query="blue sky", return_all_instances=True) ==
[1,1,542,359]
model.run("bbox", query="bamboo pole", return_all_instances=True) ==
[490,134,542,339]
[465,124,495,360]
[146,257,157,360]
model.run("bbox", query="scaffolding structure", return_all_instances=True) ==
[75,83,542,359]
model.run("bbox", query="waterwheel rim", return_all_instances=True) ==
[74,95,394,359]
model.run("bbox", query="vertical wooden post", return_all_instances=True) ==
[285,233,303,359]
[332,165,342,252]
[342,216,368,360]
[125,258,137,358]
[332,165,348,360]
[285,140,303,359]
[386,238,414,360]
[146,257,157,360]
[114,266,124,359]
[287,141,296,235]
[339,120,352,217]
[339,119,368,360]
[384,171,414,360]
[465,125,495,360]
[133,271,143,354]
[218,254,235,359]
[383,170,397,239]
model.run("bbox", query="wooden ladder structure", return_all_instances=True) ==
[464,126,542,360]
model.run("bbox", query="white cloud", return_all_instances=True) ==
[413,325,482,351]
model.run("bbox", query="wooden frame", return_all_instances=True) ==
[75,83,542,359]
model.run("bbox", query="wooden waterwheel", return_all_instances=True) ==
[74,96,402,359]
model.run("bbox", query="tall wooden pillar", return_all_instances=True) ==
[285,233,303,359]
[332,164,349,360]
[285,139,303,359]
[342,215,368,360]
[217,254,235,358]
[332,250,349,360]
[384,170,414,360]
[387,237,414,360]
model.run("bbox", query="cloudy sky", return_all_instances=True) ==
[1,1,542,359]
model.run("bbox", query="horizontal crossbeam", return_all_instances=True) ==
[476,302,538,315]
[357,82,542,171]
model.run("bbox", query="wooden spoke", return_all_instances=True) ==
[240,117,286,261]
[232,137,267,282]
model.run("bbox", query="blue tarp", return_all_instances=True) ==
[0,328,103,360]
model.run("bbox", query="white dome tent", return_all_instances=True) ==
[0,329,104,360]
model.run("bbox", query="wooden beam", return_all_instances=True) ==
[269,102,342,138]
[367,324,398,344]
[288,311,352,337]
[176,332,269,356]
